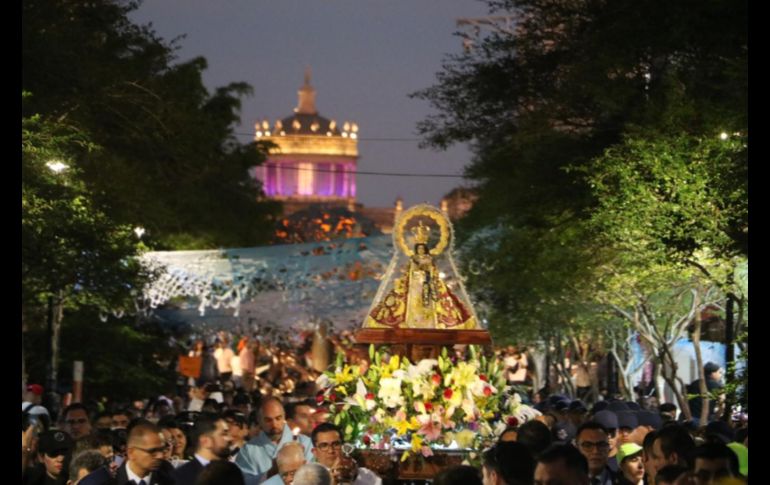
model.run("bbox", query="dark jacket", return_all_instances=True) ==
[171,458,205,485]
[22,463,68,485]
[113,461,176,485]
[687,378,723,422]
[199,352,219,383]
[589,465,621,485]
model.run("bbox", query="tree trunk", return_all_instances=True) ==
[659,346,691,420]
[46,293,65,393]
[722,288,735,420]
[652,359,664,404]
[691,295,710,424]
[606,351,616,397]
[553,333,575,397]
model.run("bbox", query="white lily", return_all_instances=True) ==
[378,377,404,408]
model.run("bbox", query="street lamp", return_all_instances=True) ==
[46,160,69,173]
[43,158,69,413]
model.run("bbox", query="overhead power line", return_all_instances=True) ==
[258,163,466,178]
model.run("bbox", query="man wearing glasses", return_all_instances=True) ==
[223,410,249,460]
[574,421,619,485]
[115,422,175,485]
[311,423,381,485]
[63,403,93,441]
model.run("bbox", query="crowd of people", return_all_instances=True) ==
[21,328,748,485]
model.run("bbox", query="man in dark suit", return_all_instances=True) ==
[114,422,175,485]
[172,415,233,485]
[575,421,621,485]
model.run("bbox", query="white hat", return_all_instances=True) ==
[22,402,50,416]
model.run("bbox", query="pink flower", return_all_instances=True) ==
[418,419,443,441]
[421,445,434,458]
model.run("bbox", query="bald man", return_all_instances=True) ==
[114,422,176,485]
[234,398,313,483]
[263,442,307,485]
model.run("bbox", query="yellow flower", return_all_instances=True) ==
[412,379,435,401]
[481,409,496,420]
[410,433,424,453]
[446,387,463,408]
[449,362,478,389]
[393,417,412,436]
[334,365,356,385]
[455,429,476,448]
[389,355,401,372]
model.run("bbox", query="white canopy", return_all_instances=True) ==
[140,235,395,331]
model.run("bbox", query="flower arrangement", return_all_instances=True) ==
[316,345,541,461]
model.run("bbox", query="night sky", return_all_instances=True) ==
[129,0,492,208]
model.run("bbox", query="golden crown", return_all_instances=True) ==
[410,221,431,245]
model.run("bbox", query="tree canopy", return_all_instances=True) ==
[22,0,280,397]
[415,0,747,341]
[23,0,279,250]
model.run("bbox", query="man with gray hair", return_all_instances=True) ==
[293,463,331,485]
[263,442,307,485]
[67,450,109,485]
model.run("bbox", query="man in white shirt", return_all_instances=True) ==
[214,339,235,382]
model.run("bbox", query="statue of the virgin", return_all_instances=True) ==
[362,204,478,329]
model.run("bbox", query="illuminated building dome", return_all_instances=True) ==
[253,68,359,211]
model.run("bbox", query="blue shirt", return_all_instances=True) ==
[262,474,285,485]
[234,424,314,483]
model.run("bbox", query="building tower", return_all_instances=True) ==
[253,68,359,214]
